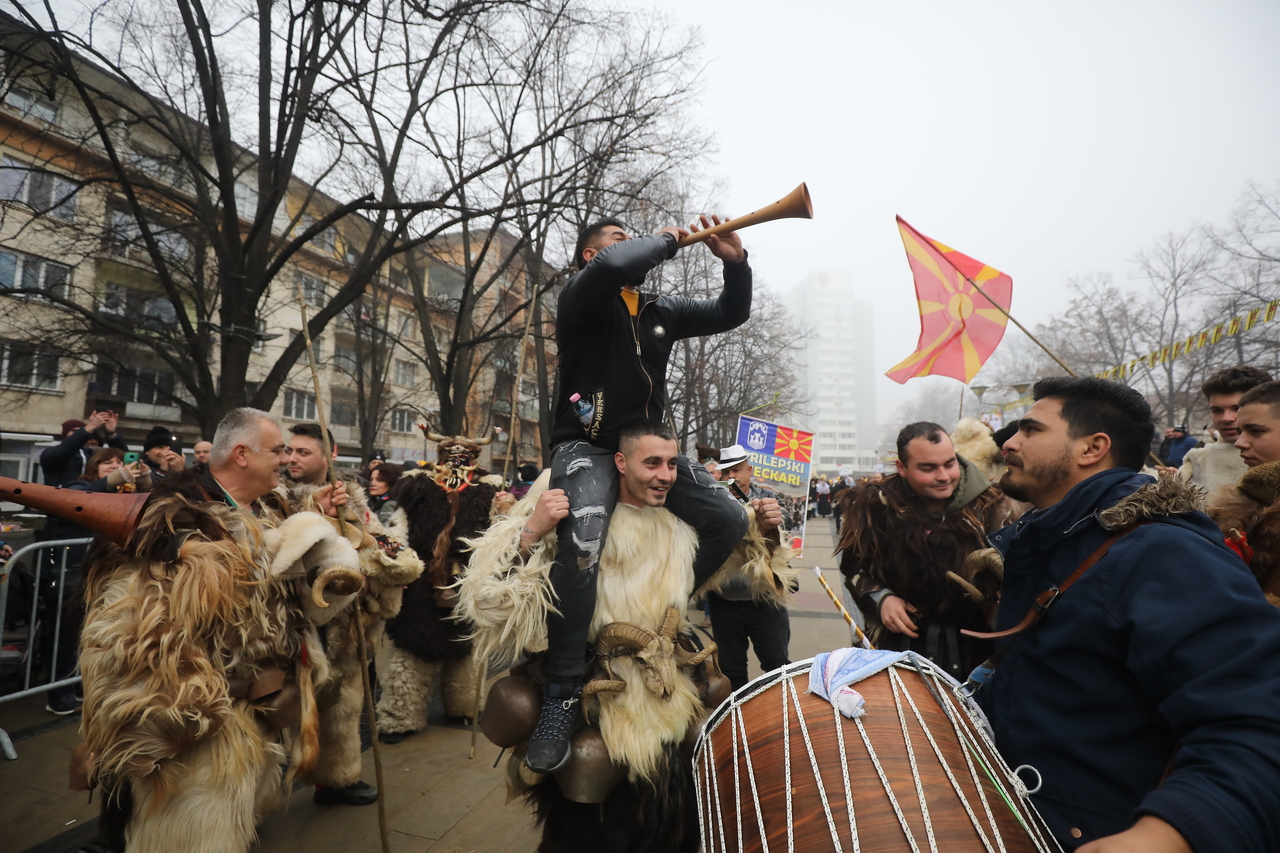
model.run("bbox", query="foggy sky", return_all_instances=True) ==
[645,0,1280,417]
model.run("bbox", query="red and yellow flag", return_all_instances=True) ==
[886,217,1013,384]
[773,426,812,462]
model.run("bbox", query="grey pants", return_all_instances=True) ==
[545,440,747,684]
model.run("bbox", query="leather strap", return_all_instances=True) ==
[963,522,1150,641]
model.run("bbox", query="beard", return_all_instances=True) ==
[999,447,1072,504]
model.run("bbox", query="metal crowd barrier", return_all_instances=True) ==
[0,537,93,760]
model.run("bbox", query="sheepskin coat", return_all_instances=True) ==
[381,467,501,661]
[1181,440,1249,493]
[459,477,705,784]
[80,470,363,853]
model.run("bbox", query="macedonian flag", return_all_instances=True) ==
[885,217,1013,384]
[774,426,812,462]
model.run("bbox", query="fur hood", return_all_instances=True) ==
[1205,461,1280,599]
[1097,473,1206,530]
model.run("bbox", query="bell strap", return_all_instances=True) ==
[962,522,1151,641]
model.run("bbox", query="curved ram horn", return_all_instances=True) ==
[595,622,657,655]
[676,645,717,669]
[582,678,628,700]
[658,606,681,639]
[945,570,986,604]
[417,422,449,443]
[473,427,499,447]
[311,565,365,609]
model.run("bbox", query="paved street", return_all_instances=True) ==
[2,517,852,853]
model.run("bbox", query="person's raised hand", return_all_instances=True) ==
[880,595,920,638]
[102,411,119,434]
[85,410,109,432]
[690,214,745,264]
[316,481,349,518]
[657,226,690,245]
[751,497,783,533]
[521,488,570,549]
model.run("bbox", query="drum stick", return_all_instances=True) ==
[811,566,873,650]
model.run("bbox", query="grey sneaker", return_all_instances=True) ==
[524,684,582,774]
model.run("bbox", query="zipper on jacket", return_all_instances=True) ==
[632,299,655,418]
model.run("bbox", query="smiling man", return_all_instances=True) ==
[1177,366,1272,488]
[982,376,1280,853]
[838,422,1020,679]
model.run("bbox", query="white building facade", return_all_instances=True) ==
[786,270,878,474]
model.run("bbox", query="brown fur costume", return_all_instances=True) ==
[278,476,423,789]
[838,460,1022,676]
[376,466,501,734]
[1206,460,1280,604]
[951,417,1006,483]
[458,476,721,853]
[81,469,364,853]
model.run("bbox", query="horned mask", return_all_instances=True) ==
[419,423,497,491]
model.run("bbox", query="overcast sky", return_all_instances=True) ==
[645,0,1280,417]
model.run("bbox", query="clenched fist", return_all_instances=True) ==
[521,488,570,548]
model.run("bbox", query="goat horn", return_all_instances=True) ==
[582,678,628,700]
[658,606,680,639]
[595,622,657,655]
[964,547,1004,582]
[311,565,365,609]
[677,644,717,669]
[473,427,498,447]
[418,422,449,443]
[946,570,985,604]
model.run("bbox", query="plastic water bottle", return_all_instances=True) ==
[569,393,594,428]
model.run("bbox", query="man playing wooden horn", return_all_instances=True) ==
[981,377,1280,853]
[527,216,752,774]
[78,408,369,853]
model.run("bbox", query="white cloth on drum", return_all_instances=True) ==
[808,647,909,719]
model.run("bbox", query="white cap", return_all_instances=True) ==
[718,444,750,468]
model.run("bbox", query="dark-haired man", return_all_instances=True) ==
[535,215,754,769]
[1176,366,1272,490]
[982,376,1280,853]
[284,423,337,485]
[838,422,1019,679]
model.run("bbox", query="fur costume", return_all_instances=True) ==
[838,457,1022,677]
[694,504,799,606]
[1181,439,1249,492]
[80,476,364,853]
[458,474,718,853]
[375,441,503,735]
[952,417,1006,483]
[1206,460,1280,605]
[277,476,424,788]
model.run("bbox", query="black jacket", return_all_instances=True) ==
[39,428,129,488]
[552,233,752,449]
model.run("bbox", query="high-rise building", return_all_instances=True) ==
[786,271,878,472]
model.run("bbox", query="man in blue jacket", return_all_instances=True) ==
[525,215,751,773]
[979,376,1280,852]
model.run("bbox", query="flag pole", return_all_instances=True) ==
[964,275,1077,378]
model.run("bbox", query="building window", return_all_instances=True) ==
[0,248,71,300]
[389,408,416,433]
[334,343,358,373]
[393,359,416,387]
[0,339,59,389]
[100,282,128,316]
[0,156,76,220]
[284,388,317,420]
[331,399,357,427]
[5,86,58,123]
[296,273,326,308]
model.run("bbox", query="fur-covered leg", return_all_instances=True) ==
[124,709,284,853]
[311,661,366,788]
[441,653,485,719]
[375,642,435,735]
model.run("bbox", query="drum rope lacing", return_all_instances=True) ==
[787,677,847,851]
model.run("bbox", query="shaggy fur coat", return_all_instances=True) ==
[1182,440,1250,493]
[1206,460,1280,603]
[81,480,363,853]
[694,504,799,607]
[277,476,423,787]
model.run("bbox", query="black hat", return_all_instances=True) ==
[992,420,1019,449]
[143,425,182,453]
[369,450,387,462]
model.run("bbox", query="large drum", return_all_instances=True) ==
[693,656,1061,852]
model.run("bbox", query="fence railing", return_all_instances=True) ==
[0,537,93,760]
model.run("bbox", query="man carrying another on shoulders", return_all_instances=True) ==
[982,377,1280,853]
[527,216,752,774]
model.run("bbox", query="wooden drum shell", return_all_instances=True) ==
[694,660,1060,853]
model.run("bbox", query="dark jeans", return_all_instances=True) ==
[545,440,747,684]
[706,593,791,690]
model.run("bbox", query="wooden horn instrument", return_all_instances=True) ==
[0,476,150,547]
[675,182,813,248]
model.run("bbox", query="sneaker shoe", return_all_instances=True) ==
[313,780,378,806]
[46,691,82,716]
[524,684,583,774]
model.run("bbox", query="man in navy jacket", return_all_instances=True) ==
[979,376,1280,852]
